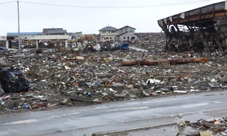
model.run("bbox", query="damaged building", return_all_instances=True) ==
[158,1,227,53]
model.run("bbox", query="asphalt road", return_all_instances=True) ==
[1,90,227,136]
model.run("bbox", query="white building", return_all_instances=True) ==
[99,26,118,42]
[99,25,137,42]
[116,26,137,42]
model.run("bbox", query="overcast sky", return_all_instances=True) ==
[0,0,224,35]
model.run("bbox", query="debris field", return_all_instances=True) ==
[0,33,226,114]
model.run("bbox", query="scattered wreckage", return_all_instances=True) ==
[0,66,29,94]
[69,41,130,52]
[0,2,227,113]
[0,43,226,113]
[158,1,227,53]
[122,57,209,66]
[185,117,227,136]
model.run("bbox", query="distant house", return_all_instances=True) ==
[68,32,83,39]
[116,26,137,42]
[99,26,118,42]
[43,28,67,35]
[99,25,137,42]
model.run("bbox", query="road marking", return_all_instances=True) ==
[3,112,80,126]
[107,106,149,112]
[212,101,221,104]
[4,119,37,125]
[181,103,209,108]
[142,97,189,104]
[46,112,80,119]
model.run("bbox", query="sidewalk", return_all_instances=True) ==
[93,123,198,136]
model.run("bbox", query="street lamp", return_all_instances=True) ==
[17,1,21,50]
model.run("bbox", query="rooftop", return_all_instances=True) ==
[99,26,118,31]
[7,32,43,36]
[118,25,136,30]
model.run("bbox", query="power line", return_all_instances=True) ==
[0,1,16,5]
[19,0,211,9]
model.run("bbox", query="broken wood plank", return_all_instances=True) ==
[122,57,209,66]
[31,102,47,109]
[70,97,102,103]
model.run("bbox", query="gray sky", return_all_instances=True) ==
[0,0,224,35]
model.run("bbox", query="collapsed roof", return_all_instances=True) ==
[157,1,227,53]
[158,1,227,28]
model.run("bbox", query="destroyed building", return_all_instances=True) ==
[43,28,67,35]
[158,1,227,53]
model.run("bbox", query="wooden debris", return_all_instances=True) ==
[31,102,47,109]
[70,97,102,103]
[122,57,209,66]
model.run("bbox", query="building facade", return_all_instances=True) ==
[99,25,137,42]
[116,26,137,42]
[99,26,118,42]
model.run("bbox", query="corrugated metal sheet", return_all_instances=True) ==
[7,32,43,36]
[158,1,226,26]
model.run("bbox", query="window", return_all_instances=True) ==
[105,37,109,39]
[129,30,134,33]
[103,31,106,33]
[110,37,112,40]
[131,37,135,40]
[123,37,125,39]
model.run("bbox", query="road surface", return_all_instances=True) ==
[0,90,227,136]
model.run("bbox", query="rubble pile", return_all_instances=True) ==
[135,33,165,52]
[158,1,227,53]
[0,36,226,113]
[0,66,29,94]
[186,117,227,136]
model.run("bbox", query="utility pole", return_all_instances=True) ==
[17,1,21,50]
